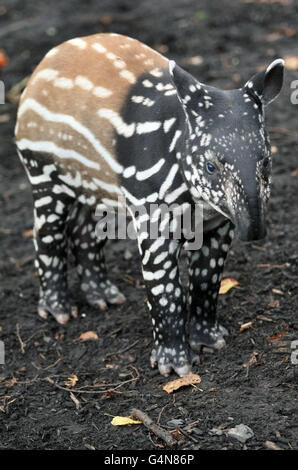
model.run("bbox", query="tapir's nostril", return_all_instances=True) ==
[256,224,267,240]
[237,222,267,242]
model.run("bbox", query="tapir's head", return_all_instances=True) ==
[169,59,284,241]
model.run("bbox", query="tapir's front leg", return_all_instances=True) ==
[188,221,234,351]
[139,236,196,377]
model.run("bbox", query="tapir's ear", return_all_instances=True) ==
[245,59,284,106]
[169,60,201,103]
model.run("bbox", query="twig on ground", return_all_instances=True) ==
[269,127,298,138]
[31,357,63,371]
[105,339,140,358]
[69,392,81,410]
[177,426,200,444]
[0,19,38,38]
[131,408,177,447]
[44,373,139,395]
[157,403,170,425]
[16,323,25,354]
[15,325,47,357]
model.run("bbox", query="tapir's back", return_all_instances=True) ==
[15,33,170,185]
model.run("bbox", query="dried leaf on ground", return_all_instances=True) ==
[168,429,182,437]
[0,114,10,122]
[257,315,275,322]
[180,55,203,66]
[23,228,33,238]
[243,351,263,368]
[272,288,283,295]
[219,278,240,294]
[64,374,78,387]
[267,298,280,309]
[111,416,142,426]
[100,15,112,25]
[0,49,8,67]
[79,330,99,341]
[284,55,298,70]
[239,321,253,333]
[264,440,283,450]
[105,363,118,369]
[268,331,286,343]
[162,372,201,394]
[277,26,296,37]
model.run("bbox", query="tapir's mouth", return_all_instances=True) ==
[198,194,267,242]
[203,197,232,220]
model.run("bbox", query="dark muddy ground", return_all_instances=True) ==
[0,0,297,451]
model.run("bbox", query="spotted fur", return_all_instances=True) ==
[15,33,284,376]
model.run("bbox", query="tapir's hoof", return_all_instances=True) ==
[37,302,76,324]
[108,291,126,305]
[84,280,126,310]
[88,298,108,311]
[189,323,229,351]
[150,344,200,377]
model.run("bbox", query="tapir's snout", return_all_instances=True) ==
[237,221,267,242]
[234,195,267,242]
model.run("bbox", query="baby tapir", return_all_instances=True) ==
[15,33,284,376]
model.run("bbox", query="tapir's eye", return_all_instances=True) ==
[206,162,216,174]
[263,157,270,169]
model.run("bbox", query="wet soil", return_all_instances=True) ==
[0,0,297,450]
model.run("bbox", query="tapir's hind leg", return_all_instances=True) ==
[18,149,76,324]
[67,203,125,309]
